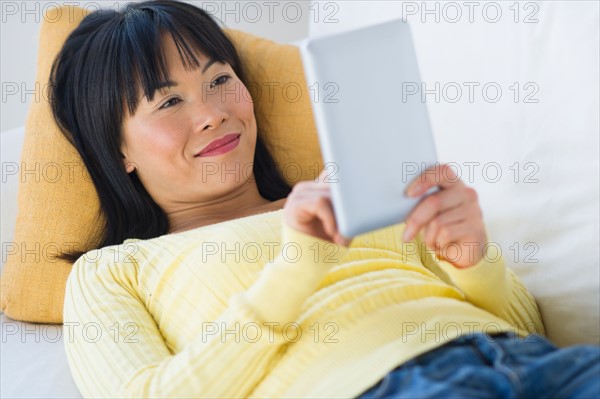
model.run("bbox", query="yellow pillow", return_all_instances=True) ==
[0,6,322,324]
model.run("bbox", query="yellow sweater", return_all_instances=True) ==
[63,208,545,398]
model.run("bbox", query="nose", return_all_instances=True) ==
[193,98,229,132]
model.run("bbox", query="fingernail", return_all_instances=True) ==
[407,184,420,197]
[334,233,342,245]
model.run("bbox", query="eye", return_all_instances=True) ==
[209,74,231,89]
[159,97,181,110]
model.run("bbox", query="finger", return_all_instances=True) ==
[316,168,330,184]
[432,221,473,263]
[293,184,331,193]
[437,220,473,246]
[423,204,468,249]
[291,177,330,191]
[310,196,338,239]
[406,163,465,197]
[334,232,352,247]
[310,195,348,245]
[422,188,483,247]
[292,186,331,202]
[403,188,468,241]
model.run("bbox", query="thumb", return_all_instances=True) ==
[334,232,352,247]
[317,168,330,183]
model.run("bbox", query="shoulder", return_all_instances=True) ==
[76,232,175,268]
[70,231,194,277]
[68,241,144,290]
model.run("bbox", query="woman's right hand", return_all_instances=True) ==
[283,169,353,247]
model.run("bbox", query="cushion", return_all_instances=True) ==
[0,5,321,324]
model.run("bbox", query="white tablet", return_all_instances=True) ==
[300,18,439,238]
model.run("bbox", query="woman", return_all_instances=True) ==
[51,1,599,398]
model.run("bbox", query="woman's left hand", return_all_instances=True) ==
[402,163,488,269]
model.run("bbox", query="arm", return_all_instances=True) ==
[402,164,545,337]
[63,223,349,398]
[415,230,546,337]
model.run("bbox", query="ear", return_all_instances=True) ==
[124,162,136,174]
[120,145,136,174]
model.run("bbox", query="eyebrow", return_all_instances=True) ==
[143,58,219,102]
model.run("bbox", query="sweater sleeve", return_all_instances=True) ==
[414,231,546,337]
[63,222,350,399]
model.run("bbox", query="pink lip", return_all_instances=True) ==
[196,133,241,157]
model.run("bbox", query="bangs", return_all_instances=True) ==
[115,2,240,115]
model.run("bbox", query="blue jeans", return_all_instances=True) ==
[356,332,600,399]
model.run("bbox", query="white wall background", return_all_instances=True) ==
[0,0,309,132]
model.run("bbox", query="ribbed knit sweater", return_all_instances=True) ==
[63,208,545,398]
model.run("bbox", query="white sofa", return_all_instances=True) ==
[1,127,82,398]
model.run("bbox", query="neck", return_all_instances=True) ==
[165,180,281,234]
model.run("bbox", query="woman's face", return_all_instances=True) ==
[121,36,257,209]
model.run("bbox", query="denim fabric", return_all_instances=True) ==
[356,332,600,399]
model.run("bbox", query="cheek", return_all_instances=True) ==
[231,81,256,122]
[239,96,257,150]
[150,121,184,149]
[129,119,185,158]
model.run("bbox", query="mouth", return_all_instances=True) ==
[195,133,241,157]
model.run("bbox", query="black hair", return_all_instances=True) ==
[49,0,291,263]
